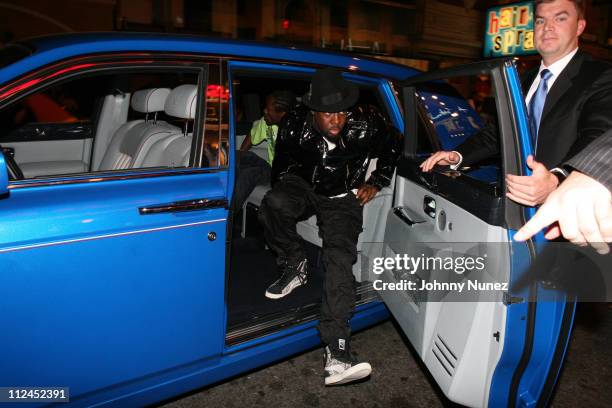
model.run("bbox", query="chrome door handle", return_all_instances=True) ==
[139,197,228,215]
[393,207,425,226]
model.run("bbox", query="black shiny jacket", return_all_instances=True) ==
[272,104,403,197]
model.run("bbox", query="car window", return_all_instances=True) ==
[0,66,219,181]
[414,73,501,187]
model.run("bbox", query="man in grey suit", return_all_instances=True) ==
[515,131,612,254]
[421,0,612,207]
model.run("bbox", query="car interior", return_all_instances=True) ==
[0,70,210,180]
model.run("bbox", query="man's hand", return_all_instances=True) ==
[356,184,380,205]
[506,155,559,206]
[420,151,460,173]
[514,171,612,254]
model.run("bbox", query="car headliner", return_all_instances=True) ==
[0,32,418,85]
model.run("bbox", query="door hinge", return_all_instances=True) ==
[503,292,524,305]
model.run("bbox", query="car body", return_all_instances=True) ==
[0,33,574,407]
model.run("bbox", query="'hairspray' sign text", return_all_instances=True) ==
[484,2,537,57]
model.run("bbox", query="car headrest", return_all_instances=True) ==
[131,88,171,113]
[165,84,198,119]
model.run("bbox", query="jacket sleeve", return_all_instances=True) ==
[455,123,500,167]
[271,112,301,185]
[453,71,536,167]
[565,129,612,191]
[366,108,404,190]
[559,67,612,168]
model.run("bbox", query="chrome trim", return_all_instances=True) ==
[139,197,228,214]
[8,168,225,190]
[0,218,226,254]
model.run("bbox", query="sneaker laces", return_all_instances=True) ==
[275,258,307,286]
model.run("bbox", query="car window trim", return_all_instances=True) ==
[7,167,227,190]
[1,58,220,187]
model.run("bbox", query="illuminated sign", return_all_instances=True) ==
[484,2,537,57]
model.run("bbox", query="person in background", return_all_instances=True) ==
[233,90,296,211]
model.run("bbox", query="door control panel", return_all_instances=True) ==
[423,196,436,218]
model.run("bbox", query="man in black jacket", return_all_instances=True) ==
[258,68,402,385]
[420,0,612,207]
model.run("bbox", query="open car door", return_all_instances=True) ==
[376,60,575,407]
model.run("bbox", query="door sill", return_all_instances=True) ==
[225,281,379,346]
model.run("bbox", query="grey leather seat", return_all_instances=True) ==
[98,88,178,171]
[139,84,197,168]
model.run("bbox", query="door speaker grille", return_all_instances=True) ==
[432,334,457,377]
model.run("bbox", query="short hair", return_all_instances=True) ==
[534,0,585,19]
[269,90,296,113]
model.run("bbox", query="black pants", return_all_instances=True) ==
[258,174,363,345]
[233,151,271,212]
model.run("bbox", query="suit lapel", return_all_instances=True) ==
[540,51,584,122]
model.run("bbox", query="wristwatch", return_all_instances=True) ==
[550,167,570,184]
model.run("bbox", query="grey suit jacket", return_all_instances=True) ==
[565,129,612,191]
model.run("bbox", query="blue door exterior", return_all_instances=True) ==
[488,62,576,408]
[0,171,229,404]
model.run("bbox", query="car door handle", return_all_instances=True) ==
[393,207,425,226]
[139,197,228,215]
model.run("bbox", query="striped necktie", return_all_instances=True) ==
[528,69,553,148]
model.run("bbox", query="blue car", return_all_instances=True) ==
[0,33,574,407]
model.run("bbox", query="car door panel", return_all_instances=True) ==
[378,60,575,407]
[5,137,92,176]
[380,165,509,407]
[6,138,90,162]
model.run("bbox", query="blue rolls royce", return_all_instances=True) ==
[0,33,574,407]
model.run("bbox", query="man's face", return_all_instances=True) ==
[313,111,347,140]
[534,0,586,65]
[263,96,286,126]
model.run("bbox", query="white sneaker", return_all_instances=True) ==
[324,345,372,386]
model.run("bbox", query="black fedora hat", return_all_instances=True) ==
[303,68,359,112]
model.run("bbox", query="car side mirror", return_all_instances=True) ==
[0,151,9,198]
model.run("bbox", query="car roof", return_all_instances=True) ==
[1,32,418,84]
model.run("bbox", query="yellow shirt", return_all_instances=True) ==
[250,117,278,165]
